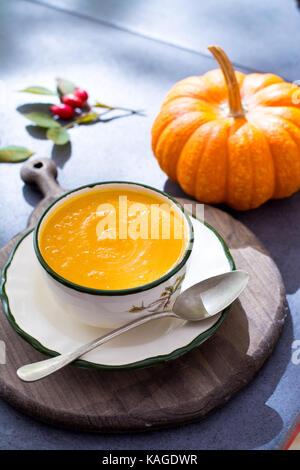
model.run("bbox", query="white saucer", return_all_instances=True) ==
[1,215,234,369]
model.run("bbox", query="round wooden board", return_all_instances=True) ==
[0,158,287,432]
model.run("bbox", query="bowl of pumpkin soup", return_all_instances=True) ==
[34,182,194,328]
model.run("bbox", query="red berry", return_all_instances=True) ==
[50,104,74,119]
[62,93,83,108]
[75,87,88,102]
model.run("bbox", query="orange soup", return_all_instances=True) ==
[39,188,188,290]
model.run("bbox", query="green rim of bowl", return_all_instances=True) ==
[1,210,235,370]
[33,181,194,297]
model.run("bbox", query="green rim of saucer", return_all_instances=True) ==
[0,213,235,370]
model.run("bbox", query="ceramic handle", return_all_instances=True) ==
[21,158,65,198]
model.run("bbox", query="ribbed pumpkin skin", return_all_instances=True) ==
[151,69,300,210]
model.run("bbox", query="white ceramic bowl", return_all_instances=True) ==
[34,182,194,329]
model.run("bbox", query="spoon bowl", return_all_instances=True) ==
[17,269,249,382]
[174,270,249,321]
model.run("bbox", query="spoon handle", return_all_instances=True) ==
[17,311,177,382]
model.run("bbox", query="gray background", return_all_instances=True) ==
[0,0,299,450]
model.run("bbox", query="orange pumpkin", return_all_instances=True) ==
[151,46,300,210]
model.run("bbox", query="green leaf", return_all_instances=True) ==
[129,306,145,312]
[94,101,141,114]
[19,86,57,96]
[94,101,114,110]
[24,112,60,128]
[46,127,70,145]
[0,146,34,163]
[165,286,174,293]
[56,78,76,96]
[75,112,100,124]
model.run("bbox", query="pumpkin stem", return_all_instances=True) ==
[208,46,245,119]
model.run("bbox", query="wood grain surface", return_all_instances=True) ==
[0,158,287,433]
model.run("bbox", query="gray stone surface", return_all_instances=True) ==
[29,0,300,77]
[0,0,299,450]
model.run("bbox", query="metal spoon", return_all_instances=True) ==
[17,270,248,382]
